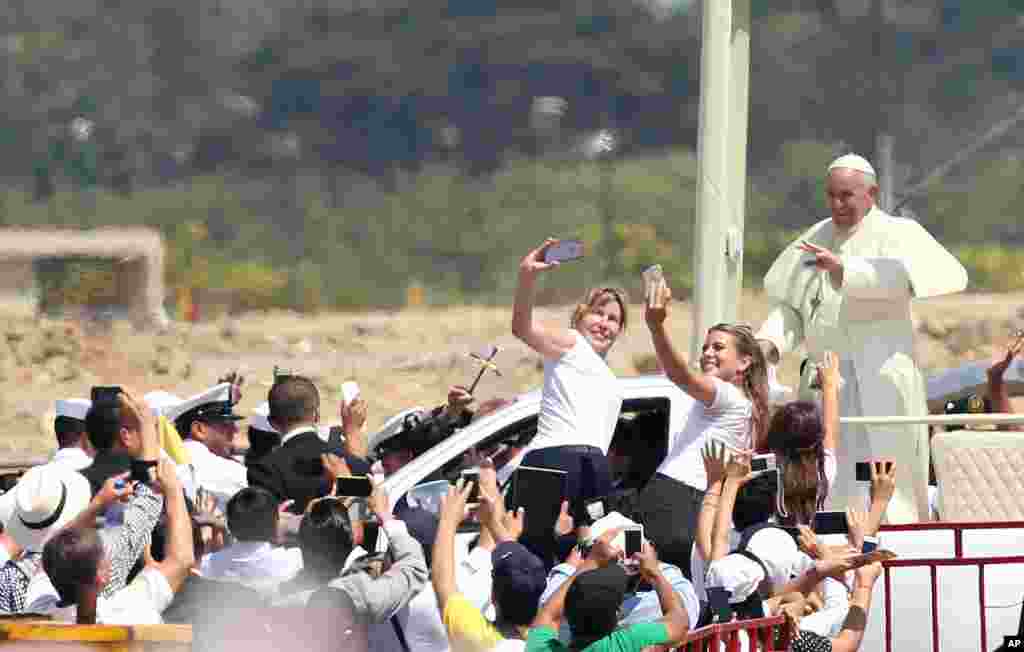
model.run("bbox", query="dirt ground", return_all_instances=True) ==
[2,289,1023,459]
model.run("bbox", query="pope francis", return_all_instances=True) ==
[756,154,968,523]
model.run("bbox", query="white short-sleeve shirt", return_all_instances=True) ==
[42,567,174,625]
[530,331,622,455]
[658,377,753,490]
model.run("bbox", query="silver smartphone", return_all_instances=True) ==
[544,240,585,264]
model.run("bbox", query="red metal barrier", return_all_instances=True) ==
[877,521,1024,652]
[681,615,791,651]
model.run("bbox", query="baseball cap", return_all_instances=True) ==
[492,541,547,603]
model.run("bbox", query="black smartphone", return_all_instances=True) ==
[856,462,871,483]
[91,386,122,406]
[814,510,849,535]
[362,520,380,553]
[751,453,776,473]
[327,426,345,457]
[335,475,374,498]
[624,526,643,557]
[461,470,481,504]
[512,466,568,538]
[130,459,155,485]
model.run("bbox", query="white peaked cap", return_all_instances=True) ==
[164,383,240,424]
[828,153,876,178]
[249,401,277,433]
[143,391,183,417]
[55,399,91,421]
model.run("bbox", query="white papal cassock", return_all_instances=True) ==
[757,206,967,523]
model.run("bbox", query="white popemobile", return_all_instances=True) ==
[379,364,1024,652]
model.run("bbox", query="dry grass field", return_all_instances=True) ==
[2,289,1023,459]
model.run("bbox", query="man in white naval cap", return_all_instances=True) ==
[50,398,96,471]
[756,153,968,523]
[165,383,247,506]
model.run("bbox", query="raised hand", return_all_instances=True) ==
[988,334,1023,382]
[519,239,561,276]
[644,280,672,329]
[702,439,729,487]
[439,480,472,526]
[587,526,625,567]
[817,350,840,392]
[554,500,574,537]
[724,449,754,486]
[869,460,896,507]
[798,240,842,277]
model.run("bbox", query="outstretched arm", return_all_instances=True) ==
[512,239,579,360]
[988,337,1023,431]
[645,281,718,405]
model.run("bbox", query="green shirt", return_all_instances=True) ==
[526,622,670,652]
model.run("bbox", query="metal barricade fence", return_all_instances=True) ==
[877,521,1024,652]
[681,615,792,652]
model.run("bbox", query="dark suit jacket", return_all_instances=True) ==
[247,428,331,513]
[80,450,133,496]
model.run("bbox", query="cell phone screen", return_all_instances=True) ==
[91,386,122,405]
[624,528,643,557]
[335,476,374,498]
[362,520,380,553]
[512,466,568,538]
[855,462,871,483]
[751,454,775,473]
[813,510,849,535]
[543,240,584,264]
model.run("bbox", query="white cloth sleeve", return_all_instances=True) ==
[838,254,913,300]
[756,304,805,356]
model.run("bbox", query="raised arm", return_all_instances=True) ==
[696,441,727,562]
[988,337,1023,432]
[710,450,751,562]
[818,351,840,452]
[756,303,805,358]
[432,481,472,613]
[636,545,689,646]
[829,563,883,652]
[532,527,623,630]
[645,281,718,404]
[512,239,580,360]
[151,459,195,594]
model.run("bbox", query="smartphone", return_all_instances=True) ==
[341,381,360,407]
[335,475,374,498]
[624,525,643,557]
[585,498,607,521]
[512,466,568,538]
[326,426,346,457]
[751,453,777,473]
[813,510,849,535]
[461,469,481,504]
[91,386,122,406]
[129,460,154,485]
[544,239,584,264]
[862,536,879,554]
[362,520,380,553]
[642,264,665,307]
[856,462,871,483]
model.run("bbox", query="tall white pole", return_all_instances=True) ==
[691,0,751,361]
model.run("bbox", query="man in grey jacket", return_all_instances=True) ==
[305,483,428,624]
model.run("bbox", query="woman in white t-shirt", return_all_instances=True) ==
[767,351,841,526]
[638,280,769,575]
[511,239,627,553]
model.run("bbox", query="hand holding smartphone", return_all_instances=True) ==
[642,265,664,307]
[460,469,481,505]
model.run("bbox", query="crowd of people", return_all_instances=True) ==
[0,153,1017,652]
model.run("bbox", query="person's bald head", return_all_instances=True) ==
[825,165,878,232]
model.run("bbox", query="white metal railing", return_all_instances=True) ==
[841,413,1024,426]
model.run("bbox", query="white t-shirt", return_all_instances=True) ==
[39,567,174,625]
[199,542,303,596]
[658,377,752,489]
[530,331,622,454]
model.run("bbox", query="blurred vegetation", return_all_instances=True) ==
[8,141,1024,315]
[5,0,1024,314]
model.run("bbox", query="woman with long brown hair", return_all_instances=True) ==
[767,351,841,525]
[638,280,769,575]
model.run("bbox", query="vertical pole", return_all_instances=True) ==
[691,0,751,361]
[877,133,895,212]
